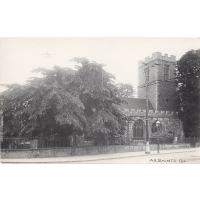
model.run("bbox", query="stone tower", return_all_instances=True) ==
[0,99,3,141]
[138,52,176,111]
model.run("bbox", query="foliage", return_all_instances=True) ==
[115,83,135,98]
[174,49,200,138]
[72,58,127,145]
[0,59,127,145]
[1,66,85,138]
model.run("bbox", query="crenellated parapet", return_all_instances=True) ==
[138,52,176,67]
[123,107,184,140]
[122,108,178,119]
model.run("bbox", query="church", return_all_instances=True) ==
[0,52,185,146]
[121,52,184,143]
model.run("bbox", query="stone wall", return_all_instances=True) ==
[195,143,200,148]
[123,109,184,140]
[138,52,177,111]
[157,81,176,111]
[0,100,3,142]
[138,61,158,89]
[138,83,157,110]
[1,143,190,159]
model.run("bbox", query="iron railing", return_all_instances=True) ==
[149,137,174,144]
[124,137,174,145]
[0,137,70,150]
[129,137,200,145]
[177,137,200,147]
[1,136,200,150]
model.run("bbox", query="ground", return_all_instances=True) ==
[1,147,200,164]
[73,149,200,164]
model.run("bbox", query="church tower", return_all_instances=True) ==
[137,52,176,111]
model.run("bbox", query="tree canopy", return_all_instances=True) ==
[174,49,200,138]
[0,58,126,145]
[1,66,85,138]
[115,83,135,98]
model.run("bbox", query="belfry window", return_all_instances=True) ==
[164,65,170,81]
[165,98,169,105]
[144,68,149,83]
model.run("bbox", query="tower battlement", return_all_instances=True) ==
[138,52,176,67]
[122,108,178,118]
[137,52,177,111]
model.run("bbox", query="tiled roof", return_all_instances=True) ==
[121,97,155,111]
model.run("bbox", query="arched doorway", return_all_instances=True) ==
[133,119,145,138]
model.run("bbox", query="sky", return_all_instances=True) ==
[0,37,200,93]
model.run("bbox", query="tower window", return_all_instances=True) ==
[165,98,169,105]
[164,65,170,81]
[144,68,149,83]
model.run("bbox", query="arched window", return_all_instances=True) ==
[151,120,162,133]
[165,98,169,105]
[133,119,145,138]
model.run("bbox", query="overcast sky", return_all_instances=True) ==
[0,37,200,93]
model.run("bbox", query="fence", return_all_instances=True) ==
[124,137,174,145]
[0,137,70,150]
[127,137,200,146]
[1,136,200,150]
[178,137,200,147]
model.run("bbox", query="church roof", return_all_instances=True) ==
[121,97,155,111]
